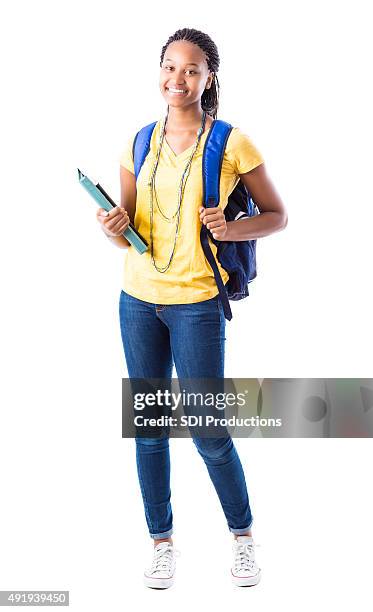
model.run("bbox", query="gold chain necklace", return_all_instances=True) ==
[147,108,207,273]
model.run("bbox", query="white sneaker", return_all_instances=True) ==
[231,535,261,587]
[143,542,179,589]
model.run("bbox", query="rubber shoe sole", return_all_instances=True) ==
[231,568,261,587]
[143,574,175,589]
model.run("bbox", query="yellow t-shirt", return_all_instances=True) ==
[119,118,264,304]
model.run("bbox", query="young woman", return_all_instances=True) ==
[97,28,287,589]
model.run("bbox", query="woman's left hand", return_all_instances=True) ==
[198,206,227,241]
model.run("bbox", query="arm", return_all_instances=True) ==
[199,163,288,241]
[226,163,288,240]
[97,165,137,249]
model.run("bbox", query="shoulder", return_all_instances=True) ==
[119,120,161,172]
[225,126,259,150]
[222,125,264,175]
[119,134,136,172]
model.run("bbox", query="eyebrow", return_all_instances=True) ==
[164,59,199,66]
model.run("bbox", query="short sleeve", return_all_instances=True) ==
[119,135,135,174]
[225,127,264,175]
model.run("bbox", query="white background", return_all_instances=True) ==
[1,0,372,609]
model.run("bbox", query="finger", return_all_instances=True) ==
[105,209,126,229]
[107,206,125,219]
[206,220,225,229]
[108,217,129,234]
[203,213,223,224]
[203,206,221,215]
[203,209,223,219]
[97,208,109,218]
[211,230,225,239]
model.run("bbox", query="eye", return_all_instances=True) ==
[186,70,196,75]
[164,65,173,70]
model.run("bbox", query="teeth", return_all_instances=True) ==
[168,88,186,93]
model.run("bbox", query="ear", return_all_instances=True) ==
[206,72,214,90]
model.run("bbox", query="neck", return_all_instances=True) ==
[166,102,206,131]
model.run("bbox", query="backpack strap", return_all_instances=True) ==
[132,118,234,321]
[132,121,157,180]
[201,119,234,321]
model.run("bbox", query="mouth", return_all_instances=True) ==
[166,87,188,96]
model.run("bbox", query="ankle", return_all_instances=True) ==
[154,537,173,547]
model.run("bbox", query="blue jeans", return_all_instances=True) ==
[119,289,254,539]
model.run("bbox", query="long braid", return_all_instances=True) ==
[160,28,220,119]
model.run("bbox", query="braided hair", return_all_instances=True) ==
[160,28,220,119]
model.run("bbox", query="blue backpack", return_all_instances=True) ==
[132,119,260,321]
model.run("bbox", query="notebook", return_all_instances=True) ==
[77,168,148,254]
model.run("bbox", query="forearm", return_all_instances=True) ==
[224,211,287,241]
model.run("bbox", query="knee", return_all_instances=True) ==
[193,435,234,463]
[135,436,169,454]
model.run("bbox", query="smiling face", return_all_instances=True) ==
[159,40,214,110]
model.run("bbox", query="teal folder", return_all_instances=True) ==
[77,168,148,254]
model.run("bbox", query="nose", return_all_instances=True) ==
[171,67,187,86]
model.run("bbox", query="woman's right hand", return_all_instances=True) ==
[96,206,130,237]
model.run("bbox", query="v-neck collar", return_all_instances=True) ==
[162,120,215,161]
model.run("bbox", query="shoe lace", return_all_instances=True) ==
[234,542,260,572]
[150,545,177,574]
